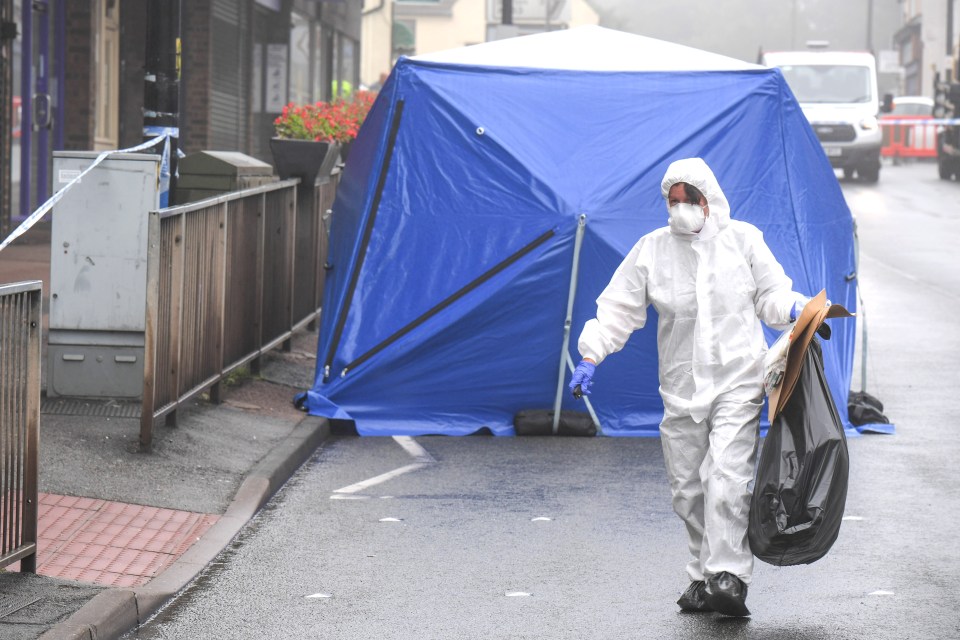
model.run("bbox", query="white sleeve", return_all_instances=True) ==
[748,228,807,329]
[577,241,649,365]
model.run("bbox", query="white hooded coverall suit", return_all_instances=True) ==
[577,158,802,585]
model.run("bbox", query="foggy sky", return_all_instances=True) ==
[584,0,903,65]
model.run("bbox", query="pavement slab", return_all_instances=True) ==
[10,494,219,588]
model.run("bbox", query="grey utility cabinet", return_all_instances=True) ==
[47,151,161,399]
[175,150,276,204]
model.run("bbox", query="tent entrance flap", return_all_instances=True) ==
[340,227,557,377]
[323,100,405,382]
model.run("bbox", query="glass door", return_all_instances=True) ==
[16,0,64,220]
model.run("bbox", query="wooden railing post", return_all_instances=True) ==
[210,201,229,404]
[20,285,41,572]
[140,212,161,451]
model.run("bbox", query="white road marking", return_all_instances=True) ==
[869,590,895,596]
[305,593,332,599]
[331,437,436,496]
[842,516,864,521]
[531,517,552,522]
[505,592,532,597]
[392,436,436,462]
[329,494,371,500]
[379,517,403,522]
[332,462,429,495]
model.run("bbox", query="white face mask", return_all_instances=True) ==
[668,202,706,234]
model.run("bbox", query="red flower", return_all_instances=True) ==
[273,90,377,143]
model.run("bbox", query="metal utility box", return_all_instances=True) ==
[47,151,161,399]
[175,150,276,204]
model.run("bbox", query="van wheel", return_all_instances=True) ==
[858,165,880,183]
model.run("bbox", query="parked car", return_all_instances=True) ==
[887,95,934,117]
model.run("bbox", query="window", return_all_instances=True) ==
[93,0,119,150]
[779,65,873,104]
[393,20,415,58]
[289,11,311,106]
[313,24,326,103]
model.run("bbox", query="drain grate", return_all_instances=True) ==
[0,595,42,619]
[41,398,141,418]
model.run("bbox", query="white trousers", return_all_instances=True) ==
[659,393,762,584]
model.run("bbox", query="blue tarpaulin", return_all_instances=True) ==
[303,26,868,437]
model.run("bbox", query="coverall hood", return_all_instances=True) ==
[660,157,731,230]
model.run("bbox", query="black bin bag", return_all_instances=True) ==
[749,338,849,566]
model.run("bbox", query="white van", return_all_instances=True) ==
[762,49,892,183]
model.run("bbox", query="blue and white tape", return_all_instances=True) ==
[879,118,960,125]
[0,134,170,253]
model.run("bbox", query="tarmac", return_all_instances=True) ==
[0,224,331,639]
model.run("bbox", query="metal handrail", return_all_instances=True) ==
[0,280,41,572]
[140,177,336,450]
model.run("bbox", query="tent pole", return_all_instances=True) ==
[853,215,867,392]
[860,289,868,392]
[552,214,588,435]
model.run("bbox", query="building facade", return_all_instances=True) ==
[894,0,959,97]
[361,0,599,89]
[1,0,361,233]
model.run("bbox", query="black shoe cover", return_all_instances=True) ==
[676,580,710,612]
[704,572,751,617]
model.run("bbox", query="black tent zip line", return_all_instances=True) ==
[322,100,405,382]
[339,227,556,377]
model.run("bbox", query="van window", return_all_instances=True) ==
[778,64,873,104]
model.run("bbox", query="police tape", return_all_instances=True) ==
[879,118,960,125]
[0,134,170,254]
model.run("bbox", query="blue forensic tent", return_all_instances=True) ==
[304,26,864,437]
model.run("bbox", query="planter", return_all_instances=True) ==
[338,140,354,164]
[269,138,340,185]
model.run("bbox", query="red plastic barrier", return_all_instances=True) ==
[12,95,20,139]
[880,115,937,159]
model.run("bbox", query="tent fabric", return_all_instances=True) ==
[305,26,862,437]
[413,26,761,71]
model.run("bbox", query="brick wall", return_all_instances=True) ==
[118,2,147,148]
[64,1,94,150]
[180,1,212,153]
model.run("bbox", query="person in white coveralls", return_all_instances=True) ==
[570,157,808,617]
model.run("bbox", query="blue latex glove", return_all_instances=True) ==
[569,360,596,398]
